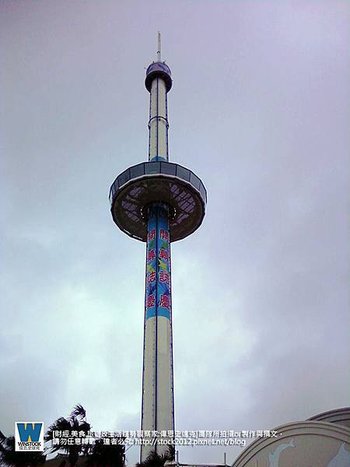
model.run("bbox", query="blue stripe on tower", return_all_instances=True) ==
[146,205,171,320]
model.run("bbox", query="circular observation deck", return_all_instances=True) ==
[145,62,172,93]
[109,161,207,242]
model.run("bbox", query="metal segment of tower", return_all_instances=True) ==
[109,36,207,462]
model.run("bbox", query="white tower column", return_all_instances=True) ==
[141,36,174,462]
[148,77,169,161]
[109,35,206,466]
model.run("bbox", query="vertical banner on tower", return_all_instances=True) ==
[157,215,171,319]
[145,214,157,319]
[145,208,171,320]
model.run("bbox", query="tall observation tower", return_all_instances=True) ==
[109,35,207,461]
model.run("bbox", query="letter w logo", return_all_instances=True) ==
[17,423,42,442]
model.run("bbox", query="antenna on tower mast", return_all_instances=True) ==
[157,31,161,62]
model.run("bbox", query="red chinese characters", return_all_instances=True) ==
[160,229,169,241]
[159,249,168,260]
[147,249,156,262]
[147,271,156,283]
[146,294,155,308]
[159,294,170,309]
[147,229,156,241]
[159,271,170,284]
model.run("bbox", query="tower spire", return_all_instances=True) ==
[157,31,161,62]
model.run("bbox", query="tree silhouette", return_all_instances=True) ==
[84,438,125,467]
[45,405,91,466]
[0,430,46,466]
[136,447,174,467]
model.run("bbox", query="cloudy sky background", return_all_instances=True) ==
[1,1,349,465]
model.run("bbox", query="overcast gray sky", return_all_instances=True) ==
[1,1,349,465]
